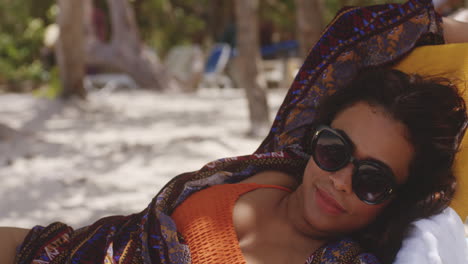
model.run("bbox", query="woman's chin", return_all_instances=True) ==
[306,187,367,237]
[301,187,342,235]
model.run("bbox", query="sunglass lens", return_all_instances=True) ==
[314,130,348,170]
[353,165,392,204]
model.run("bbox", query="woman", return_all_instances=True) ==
[2,0,468,263]
[7,71,466,264]
[170,68,466,264]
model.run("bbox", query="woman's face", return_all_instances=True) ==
[297,101,414,237]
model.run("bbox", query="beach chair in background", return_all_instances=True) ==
[165,45,205,92]
[84,73,138,94]
[255,40,300,88]
[198,43,233,89]
[85,45,205,93]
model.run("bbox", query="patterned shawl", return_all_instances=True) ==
[16,0,444,263]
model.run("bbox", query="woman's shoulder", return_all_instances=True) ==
[239,170,299,190]
[0,227,30,264]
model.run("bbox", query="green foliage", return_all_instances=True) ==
[33,67,62,99]
[133,0,210,55]
[134,0,408,55]
[0,19,46,84]
[0,0,55,88]
[322,0,406,25]
[0,0,411,92]
[260,0,296,40]
[145,0,406,53]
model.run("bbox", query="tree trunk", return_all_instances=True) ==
[85,0,180,91]
[56,0,87,99]
[234,0,270,137]
[295,0,325,59]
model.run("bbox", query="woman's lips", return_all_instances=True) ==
[315,187,347,215]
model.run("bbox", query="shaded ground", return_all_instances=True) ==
[0,88,287,228]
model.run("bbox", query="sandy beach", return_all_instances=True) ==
[0,87,287,228]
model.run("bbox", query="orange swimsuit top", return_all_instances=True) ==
[171,183,292,264]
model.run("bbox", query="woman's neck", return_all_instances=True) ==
[237,171,332,257]
[265,189,330,255]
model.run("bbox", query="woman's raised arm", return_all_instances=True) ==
[0,227,30,264]
[443,17,468,43]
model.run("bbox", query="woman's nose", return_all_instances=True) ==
[329,163,353,193]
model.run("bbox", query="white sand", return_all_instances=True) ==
[0,88,287,228]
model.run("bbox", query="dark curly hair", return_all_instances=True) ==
[311,68,467,264]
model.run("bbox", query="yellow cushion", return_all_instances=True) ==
[393,43,468,221]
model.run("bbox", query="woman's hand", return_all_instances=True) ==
[0,227,30,264]
[442,17,468,43]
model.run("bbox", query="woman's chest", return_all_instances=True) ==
[172,184,315,263]
[172,184,284,263]
[233,189,317,264]
[232,187,284,241]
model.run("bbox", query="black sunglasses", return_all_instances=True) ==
[309,125,398,205]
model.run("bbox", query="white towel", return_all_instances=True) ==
[393,207,468,264]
